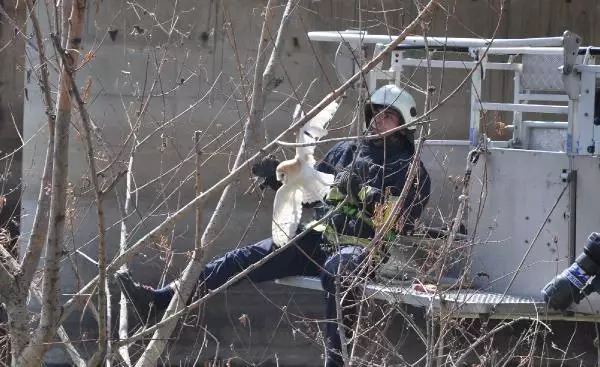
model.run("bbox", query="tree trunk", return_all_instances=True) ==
[15,0,87,365]
[0,0,25,256]
[0,1,26,365]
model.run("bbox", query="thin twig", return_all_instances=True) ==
[454,318,529,366]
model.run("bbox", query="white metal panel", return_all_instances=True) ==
[470,64,482,146]
[419,141,472,228]
[420,140,508,227]
[513,72,525,146]
[468,149,571,298]
[574,71,596,155]
[574,64,600,73]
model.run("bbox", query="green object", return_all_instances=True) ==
[322,185,401,245]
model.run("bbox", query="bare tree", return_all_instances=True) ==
[0,0,587,366]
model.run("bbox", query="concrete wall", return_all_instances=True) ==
[17,0,600,365]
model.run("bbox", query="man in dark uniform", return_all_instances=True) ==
[117,84,431,367]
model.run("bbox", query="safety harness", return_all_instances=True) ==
[311,185,400,248]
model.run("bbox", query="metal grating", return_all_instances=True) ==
[521,54,565,91]
[275,276,545,317]
[448,290,537,305]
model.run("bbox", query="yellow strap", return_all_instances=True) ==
[323,225,372,247]
[305,220,371,247]
[315,185,401,246]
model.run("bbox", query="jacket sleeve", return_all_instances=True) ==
[316,150,338,175]
[316,141,358,175]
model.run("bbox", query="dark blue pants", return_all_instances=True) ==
[198,230,366,367]
[320,245,366,367]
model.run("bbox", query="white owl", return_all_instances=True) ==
[271,100,340,246]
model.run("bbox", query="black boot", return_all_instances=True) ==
[115,269,169,315]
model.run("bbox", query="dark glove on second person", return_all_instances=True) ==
[334,168,362,201]
[251,155,282,190]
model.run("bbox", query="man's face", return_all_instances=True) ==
[370,108,403,135]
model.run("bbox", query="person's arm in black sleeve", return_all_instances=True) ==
[333,164,382,214]
[315,142,344,175]
[354,161,430,234]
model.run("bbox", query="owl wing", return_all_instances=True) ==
[296,100,340,162]
[272,183,304,246]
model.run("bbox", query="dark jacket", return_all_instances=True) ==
[315,138,430,239]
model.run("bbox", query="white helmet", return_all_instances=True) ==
[364,84,418,130]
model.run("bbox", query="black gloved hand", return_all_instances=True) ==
[542,232,600,311]
[251,155,281,190]
[334,168,362,200]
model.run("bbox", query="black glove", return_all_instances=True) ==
[542,232,600,311]
[251,155,281,190]
[334,168,362,200]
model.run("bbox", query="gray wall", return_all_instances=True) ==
[18,0,600,365]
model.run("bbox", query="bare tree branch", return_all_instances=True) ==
[261,0,300,98]
[56,327,87,367]
[17,1,87,364]
[52,37,110,366]
[116,157,135,367]
[20,0,57,290]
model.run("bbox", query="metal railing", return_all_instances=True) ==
[309,30,600,154]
